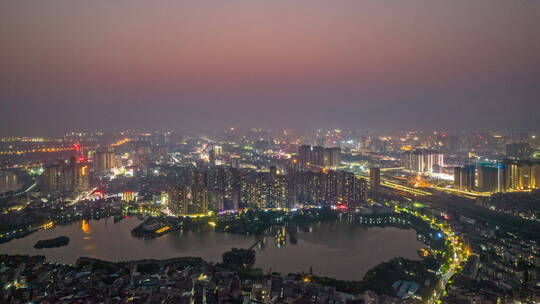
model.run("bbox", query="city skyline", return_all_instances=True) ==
[1,0,540,135]
[1,127,539,303]
[2,2,540,302]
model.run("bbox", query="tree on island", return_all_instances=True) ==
[33,236,70,249]
[222,248,256,269]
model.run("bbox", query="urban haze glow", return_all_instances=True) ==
[1,0,540,134]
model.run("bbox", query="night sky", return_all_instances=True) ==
[1,0,539,135]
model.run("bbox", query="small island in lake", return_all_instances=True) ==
[34,236,70,249]
[132,218,172,238]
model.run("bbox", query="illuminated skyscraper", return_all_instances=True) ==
[326,147,341,167]
[94,148,116,173]
[311,145,324,167]
[299,145,312,168]
[298,145,341,168]
[74,162,90,192]
[403,150,443,173]
[164,169,211,215]
[455,160,540,192]
[168,185,189,215]
[476,164,496,192]
[505,160,540,190]
[369,167,381,193]
[40,158,89,194]
[454,165,475,191]
[190,185,209,214]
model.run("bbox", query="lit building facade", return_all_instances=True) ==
[40,157,89,194]
[298,145,341,168]
[402,150,444,173]
[369,167,381,193]
[454,160,540,193]
[94,148,117,173]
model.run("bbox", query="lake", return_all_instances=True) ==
[0,217,423,280]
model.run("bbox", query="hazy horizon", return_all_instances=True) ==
[1,0,539,136]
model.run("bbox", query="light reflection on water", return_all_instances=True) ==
[0,217,423,280]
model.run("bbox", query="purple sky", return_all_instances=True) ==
[1,0,539,135]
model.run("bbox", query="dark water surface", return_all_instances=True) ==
[0,217,423,280]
